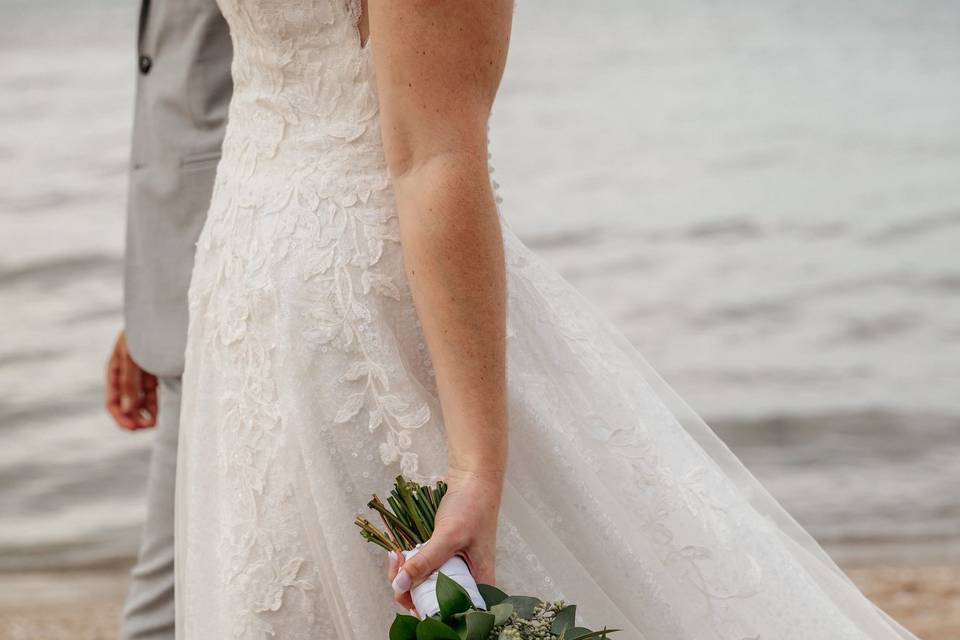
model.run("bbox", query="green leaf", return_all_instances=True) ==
[476,583,508,608]
[551,604,576,635]
[463,611,496,640]
[389,614,420,640]
[436,572,474,620]
[415,617,460,640]
[489,602,513,626]
[500,595,541,620]
[563,628,593,639]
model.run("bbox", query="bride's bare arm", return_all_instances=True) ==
[366,0,514,606]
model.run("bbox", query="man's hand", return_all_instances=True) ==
[105,330,158,430]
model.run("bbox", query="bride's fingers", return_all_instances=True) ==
[387,551,416,611]
[387,550,400,581]
[394,589,415,611]
[393,531,461,593]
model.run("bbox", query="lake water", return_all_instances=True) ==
[1,0,958,571]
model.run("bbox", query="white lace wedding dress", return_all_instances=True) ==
[174,1,919,639]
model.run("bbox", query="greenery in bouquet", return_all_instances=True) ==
[355,475,448,552]
[387,574,618,640]
[355,476,619,640]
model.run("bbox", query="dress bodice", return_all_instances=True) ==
[215,0,381,174]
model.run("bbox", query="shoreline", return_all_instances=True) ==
[0,563,956,639]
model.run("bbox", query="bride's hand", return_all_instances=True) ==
[388,468,503,612]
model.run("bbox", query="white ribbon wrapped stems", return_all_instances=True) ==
[403,545,486,618]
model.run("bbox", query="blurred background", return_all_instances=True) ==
[1,0,958,637]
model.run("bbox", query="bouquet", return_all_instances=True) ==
[355,476,618,640]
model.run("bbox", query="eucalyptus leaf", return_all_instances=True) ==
[564,628,593,639]
[463,611,496,640]
[500,595,541,620]
[551,604,577,635]
[415,617,460,640]
[489,602,513,626]
[476,583,508,607]
[437,572,474,620]
[566,628,621,639]
[389,614,420,640]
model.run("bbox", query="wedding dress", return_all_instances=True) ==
[174,1,919,638]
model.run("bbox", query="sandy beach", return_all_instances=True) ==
[0,563,955,640]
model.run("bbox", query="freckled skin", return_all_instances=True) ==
[365,0,514,612]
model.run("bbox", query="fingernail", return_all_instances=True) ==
[121,396,132,412]
[391,568,411,593]
[408,608,420,619]
[388,551,399,571]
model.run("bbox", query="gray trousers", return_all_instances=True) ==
[120,376,181,640]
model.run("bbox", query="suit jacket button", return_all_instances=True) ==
[138,55,152,74]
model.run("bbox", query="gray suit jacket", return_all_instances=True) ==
[124,0,233,377]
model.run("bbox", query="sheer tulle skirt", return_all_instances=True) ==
[175,194,916,638]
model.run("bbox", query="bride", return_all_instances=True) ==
[174,1,918,638]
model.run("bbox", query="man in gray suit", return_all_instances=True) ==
[104,0,232,637]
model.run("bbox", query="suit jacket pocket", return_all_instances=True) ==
[181,150,222,172]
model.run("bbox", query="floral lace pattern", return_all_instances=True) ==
[175,1,917,639]
[177,0,446,637]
